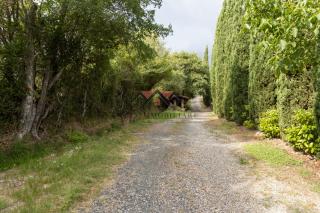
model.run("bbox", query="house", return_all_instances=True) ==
[139,90,189,109]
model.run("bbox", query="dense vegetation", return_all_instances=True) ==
[0,0,210,141]
[211,0,320,156]
[155,51,211,102]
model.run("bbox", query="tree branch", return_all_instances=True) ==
[48,70,63,90]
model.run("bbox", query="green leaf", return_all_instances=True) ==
[292,28,298,38]
[280,40,287,51]
[245,24,251,30]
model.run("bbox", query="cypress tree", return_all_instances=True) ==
[211,0,249,124]
[248,39,277,124]
[203,46,209,67]
[212,0,319,138]
[277,72,315,131]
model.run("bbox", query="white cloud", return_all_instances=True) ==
[155,0,224,57]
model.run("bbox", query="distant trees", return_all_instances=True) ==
[0,0,171,138]
[155,52,211,105]
[202,46,211,106]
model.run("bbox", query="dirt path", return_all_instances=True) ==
[77,99,320,213]
[189,96,211,112]
[79,113,268,213]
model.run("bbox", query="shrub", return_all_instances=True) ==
[66,130,89,144]
[285,109,320,155]
[243,120,256,130]
[259,109,280,138]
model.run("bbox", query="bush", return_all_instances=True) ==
[259,109,280,138]
[243,120,256,130]
[66,131,89,144]
[285,109,320,155]
[277,72,315,131]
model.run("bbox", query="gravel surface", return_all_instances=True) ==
[81,112,266,213]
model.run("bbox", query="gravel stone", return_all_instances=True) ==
[84,112,266,213]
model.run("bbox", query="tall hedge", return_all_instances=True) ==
[211,0,249,124]
[248,40,277,123]
[277,72,315,131]
[212,0,318,133]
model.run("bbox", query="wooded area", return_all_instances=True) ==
[0,0,210,141]
[211,0,320,155]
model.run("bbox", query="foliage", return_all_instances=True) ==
[0,0,171,138]
[259,109,280,139]
[248,40,277,123]
[211,0,250,124]
[0,120,151,212]
[202,46,212,106]
[0,199,8,210]
[244,143,301,167]
[277,72,315,130]
[245,0,319,129]
[212,0,319,145]
[0,140,59,171]
[156,52,209,99]
[245,0,320,74]
[285,110,320,155]
[243,120,256,130]
[66,131,89,144]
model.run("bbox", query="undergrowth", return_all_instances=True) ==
[0,111,180,212]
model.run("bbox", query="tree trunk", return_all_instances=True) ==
[17,3,37,139]
[31,68,51,139]
[82,90,88,118]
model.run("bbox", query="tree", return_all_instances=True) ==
[0,0,171,139]
[212,0,319,133]
[201,46,211,106]
[211,0,249,124]
[156,52,209,100]
[203,46,209,67]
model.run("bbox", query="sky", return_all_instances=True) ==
[155,0,224,58]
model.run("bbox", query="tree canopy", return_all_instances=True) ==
[0,0,171,138]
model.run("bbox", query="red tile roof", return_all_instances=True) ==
[141,91,154,99]
[161,91,174,100]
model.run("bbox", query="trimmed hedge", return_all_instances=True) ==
[211,0,249,124]
[248,41,277,124]
[277,72,315,131]
[211,0,319,156]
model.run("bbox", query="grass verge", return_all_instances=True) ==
[0,199,8,210]
[244,143,302,167]
[0,117,159,212]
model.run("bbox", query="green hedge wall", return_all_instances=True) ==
[211,0,318,133]
[277,72,315,131]
[211,0,249,124]
[248,40,277,124]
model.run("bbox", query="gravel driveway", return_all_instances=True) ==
[82,112,266,213]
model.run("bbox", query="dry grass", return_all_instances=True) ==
[208,115,320,195]
[0,119,155,212]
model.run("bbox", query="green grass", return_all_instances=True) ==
[244,143,302,166]
[239,156,249,165]
[299,168,313,178]
[0,119,154,212]
[0,120,135,172]
[0,199,8,210]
